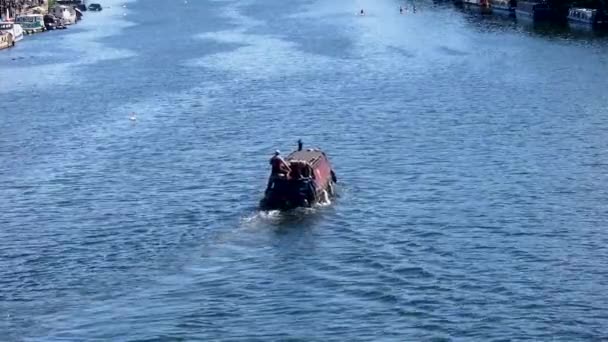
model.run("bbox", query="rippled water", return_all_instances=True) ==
[2,0,608,340]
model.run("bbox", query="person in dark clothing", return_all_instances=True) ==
[269,150,290,176]
[266,151,291,194]
[298,139,303,151]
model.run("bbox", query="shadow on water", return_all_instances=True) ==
[514,19,608,43]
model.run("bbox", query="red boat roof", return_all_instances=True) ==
[286,149,328,167]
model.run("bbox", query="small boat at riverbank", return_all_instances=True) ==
[15,14,46,34]
[260,148,337,211]
[44,14,67,30]
[0,22,24,43]
[491,0,516,16]
[568,8,607,29]
[463,0,492,13]
[51,5,77,25]
[515,1,552,21]
[88,3,103,11]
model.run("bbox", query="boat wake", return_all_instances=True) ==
[240,200,333,231]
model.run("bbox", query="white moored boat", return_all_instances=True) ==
[0,22,24,43]
[568,8,606,28]
[51,5,77,25]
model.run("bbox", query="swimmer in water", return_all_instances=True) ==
[360,9,365,15]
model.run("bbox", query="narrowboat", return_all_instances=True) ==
[15,14,46,34]
[568,8,606,28]
[261,148,337,210]
[88,3,103,11]
[0,32,14,49]
[491,0,516,15]
[0,22,24,43]
[515,1,552,21]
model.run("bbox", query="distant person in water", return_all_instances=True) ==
[360,9,365,15]
[400,6,403,14]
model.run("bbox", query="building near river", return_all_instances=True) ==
[0,0,47,21]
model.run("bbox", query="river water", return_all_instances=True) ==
[1,0,608,340]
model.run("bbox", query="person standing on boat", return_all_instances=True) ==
[266,150,291,194]
[270,150,290,176]
[298,139,303,151]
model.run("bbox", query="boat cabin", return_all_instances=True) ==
[15,14,45,33]
[0,22,24,42]
[491,0,516,12]
[51,5,77,25]
[515,1,552,21]
[568,8,604,26]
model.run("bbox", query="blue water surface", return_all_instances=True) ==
[1,0,608,340]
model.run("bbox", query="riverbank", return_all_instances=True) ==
[0,0,102,51]
[0,0,135,92]
[452,0,608,31]
[1,0,49,20]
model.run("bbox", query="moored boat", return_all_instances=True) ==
[464,0,490,7]
[44,14,68,30]
[463,0,492,12]
[568,8,607,28]
[515,1,552,21]
[491,0,516,15]
[56,0,87,12]
[261,147,337,210]
[15,14,46,34]
[51,5,77,25]
[0,22,24,43]
[88,3,103,11]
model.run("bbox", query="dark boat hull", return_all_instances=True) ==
[516,1,554,21]
[259,180,334,210]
